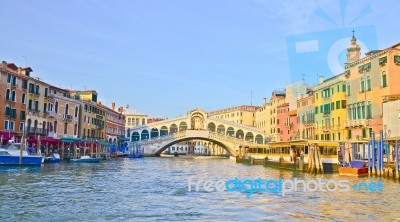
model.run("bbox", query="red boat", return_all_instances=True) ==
[338,161,368,176]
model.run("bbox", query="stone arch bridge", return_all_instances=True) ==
[128,109,267,156]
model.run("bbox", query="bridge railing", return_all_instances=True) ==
[207,117,265,134]
[135,130,260,146]
[209,131,258,146]
[130,116,188,131]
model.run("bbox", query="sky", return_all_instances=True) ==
[1,0,398,118]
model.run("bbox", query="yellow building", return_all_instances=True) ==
[314,73,347,141]
[26,76,51,138]
[268,90,286,141]
[208,105,259,127]
[70,90,106,141]
[46,86,80,139]
[255,98,271,134]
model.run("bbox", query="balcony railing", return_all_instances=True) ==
[46,111,57,118]
[62,114,73,121]
[344,119,367,128]
[26,127,48,135]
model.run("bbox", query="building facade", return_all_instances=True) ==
[208,105,260,127]
[314,73,347,142]
[296,90,315,140]
[0,62,29,142]
[70,90,106,141]
[344,39,400,145]
[47,86,80,139]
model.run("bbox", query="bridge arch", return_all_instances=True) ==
[179,122,188,131]
[154,137,234,156]
[170,124,178,133]
[207,122,216,132]
[131,132,140,141]
[160,126,168,136]
[151,128,159,138]
[226,127,234,137]
[245,132,254,142]
[255,134,263,144]
[236,129,244,139]
[141,130,149,140]
[217,124,225,134]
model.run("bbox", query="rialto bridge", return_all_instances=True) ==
[128,109,267,156]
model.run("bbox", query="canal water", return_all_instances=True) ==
[1,157,400,221]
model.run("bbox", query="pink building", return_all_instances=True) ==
[276,103,297,142]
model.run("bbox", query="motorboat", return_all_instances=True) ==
[43,153,61,163]
[338,160,368,176]
[0,143,43,165]
[70,155,101,163]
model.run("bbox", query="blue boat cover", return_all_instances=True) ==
[349,161,367,169]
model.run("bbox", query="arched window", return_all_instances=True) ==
[55,101,59,113]
[11,91,16,101]
[54,121,58,133]
[65,104,69,115]
[75,106,78,117]
[128,118,131,125]
[22,93,26,104]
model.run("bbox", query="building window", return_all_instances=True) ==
[22,93,26,104]
[74,124,77,135]
[75,106,78,118]
[64,123,68,135]
[6,89,10,100]
[35,85,40,95]
[4,120,9,130]
[346,83,351,96]
[65,104,69,115]
[19,123,24,132]
[366,102,372,119]
[360,78,365,92]
[7,74,11,83]
[382,71,387,88]
[54,121,58,133]
[55,101,59,113]
[366,76,371,91]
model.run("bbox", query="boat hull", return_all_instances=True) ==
[338,167,368,176]
[44,157,61,163]
[0,156,43,165]
[70,158,101,163]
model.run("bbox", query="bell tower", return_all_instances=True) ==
[346,29,361,63]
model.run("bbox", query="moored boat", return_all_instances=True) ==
[0,143,43,165]
[338,161,368,176]
[44,154,61,163]
[70,155,101,163]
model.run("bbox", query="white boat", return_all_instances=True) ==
[0,143,43,165]
[70,155,101,163]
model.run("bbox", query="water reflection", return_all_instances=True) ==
[0,157,399,221]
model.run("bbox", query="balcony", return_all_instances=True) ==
[344,119,367,128]
[62,114,73,121]
[26,127,48,135]
[46,111,57,118]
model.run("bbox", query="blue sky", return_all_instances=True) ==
[1,0,398,118]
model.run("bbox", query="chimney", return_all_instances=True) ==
[319,76,325,83]
[2,61,7,69]
[112,102,115,111]
[118,107,123,113]
[263,98,267,106]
